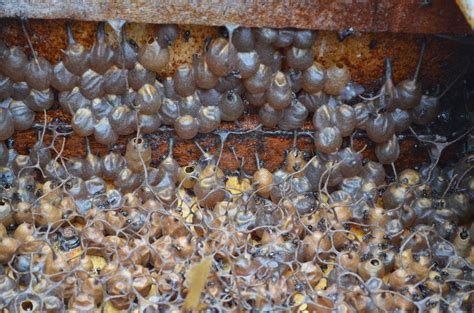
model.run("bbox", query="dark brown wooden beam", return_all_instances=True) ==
[0,0,472,34]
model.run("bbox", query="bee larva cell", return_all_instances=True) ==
[219,91,244,122]
[0,108,14,140]
[266,71,292,110]
[9,100,35,131]
[175,115,199,139]
[138,38,170,73]
[25,57,52,91]
[173,64,196,97]
[197,106,221,133]
[206,38,235,77]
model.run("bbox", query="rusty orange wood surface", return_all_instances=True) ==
[0,0,472,34]
[13,111,461,174]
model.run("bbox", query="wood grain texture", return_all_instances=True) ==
[0,0,472,34]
